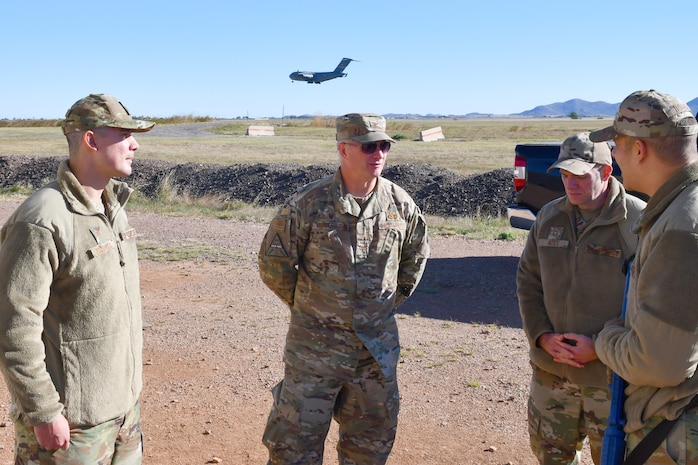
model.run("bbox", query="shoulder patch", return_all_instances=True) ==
[265,234,288,257]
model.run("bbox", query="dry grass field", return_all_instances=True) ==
[0,117,610,175]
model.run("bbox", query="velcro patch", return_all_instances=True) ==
[120,228,137,241]
[539,238,569,248]
[87,240,116,258]
[540,226,568,247]
[548,226,564,240]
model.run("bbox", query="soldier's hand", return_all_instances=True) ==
[34,415,70,451]
[538,333,577,365]
[559,333,599,366]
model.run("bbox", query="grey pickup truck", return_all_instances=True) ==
[506,142,624,230]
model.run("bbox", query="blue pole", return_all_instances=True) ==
[600,258,633,465]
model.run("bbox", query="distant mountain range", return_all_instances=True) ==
[378,97,698,119]
[515,99,619,117]
[283,98,698,120]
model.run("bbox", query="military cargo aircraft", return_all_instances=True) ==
[289,58,356,84]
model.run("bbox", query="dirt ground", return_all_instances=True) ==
[0,198,570,465]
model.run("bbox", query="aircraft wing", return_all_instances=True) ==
[290,69,348,83]
[309,72,347,83]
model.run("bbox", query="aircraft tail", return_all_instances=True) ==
[334,58,354,73]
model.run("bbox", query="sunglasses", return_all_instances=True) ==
[344,140,392,154]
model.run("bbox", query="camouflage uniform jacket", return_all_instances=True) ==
[0,160,143,427]
[258,169,429,377]
[518,177,645,388]
[596,162,698,432]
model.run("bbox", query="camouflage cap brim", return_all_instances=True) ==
[547,158,596,176]
[589,126,618,142]
[109,119,155,132]
[350,131,396,143]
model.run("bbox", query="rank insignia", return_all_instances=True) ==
[548,227,563,240]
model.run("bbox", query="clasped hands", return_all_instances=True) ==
[537,332,597,368]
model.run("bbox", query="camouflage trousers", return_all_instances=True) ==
[528,366,611,465]
[12,400,142,465]
[625,408,698,465]
[263,351,399,465]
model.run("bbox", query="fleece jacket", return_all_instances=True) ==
[0,160,143,427]
[518,177,645,388]
[595,162,698,432]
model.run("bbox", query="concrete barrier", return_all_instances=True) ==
[246,125,275,136]
[419,126,445,142]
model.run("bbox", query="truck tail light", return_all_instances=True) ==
[513,155,526,192]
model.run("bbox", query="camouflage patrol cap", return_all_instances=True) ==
[61,94,155,135]
[336,113,396,143]
[547,131,612,176]
[589,89,698,142]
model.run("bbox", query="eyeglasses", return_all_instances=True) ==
[343,140,391,154]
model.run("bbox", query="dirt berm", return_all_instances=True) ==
[0,156,514,218]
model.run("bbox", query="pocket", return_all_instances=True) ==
[386,382,400,420]
[528,396,542,435]
[269,379,301,425]
[9,402,21,422]
[665,413,684,465]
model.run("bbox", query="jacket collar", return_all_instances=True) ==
[57,159,133,218]
[332,169,390,219]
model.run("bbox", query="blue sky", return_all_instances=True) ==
[3,1,697,119]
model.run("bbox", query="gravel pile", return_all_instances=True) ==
[0,156,515,218]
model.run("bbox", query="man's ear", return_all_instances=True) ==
[634,139,648,163]
[337,142,348,159]
[83,131,97,150]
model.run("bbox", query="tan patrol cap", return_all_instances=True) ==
[548,132,612,176]
[336,113,396,143]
